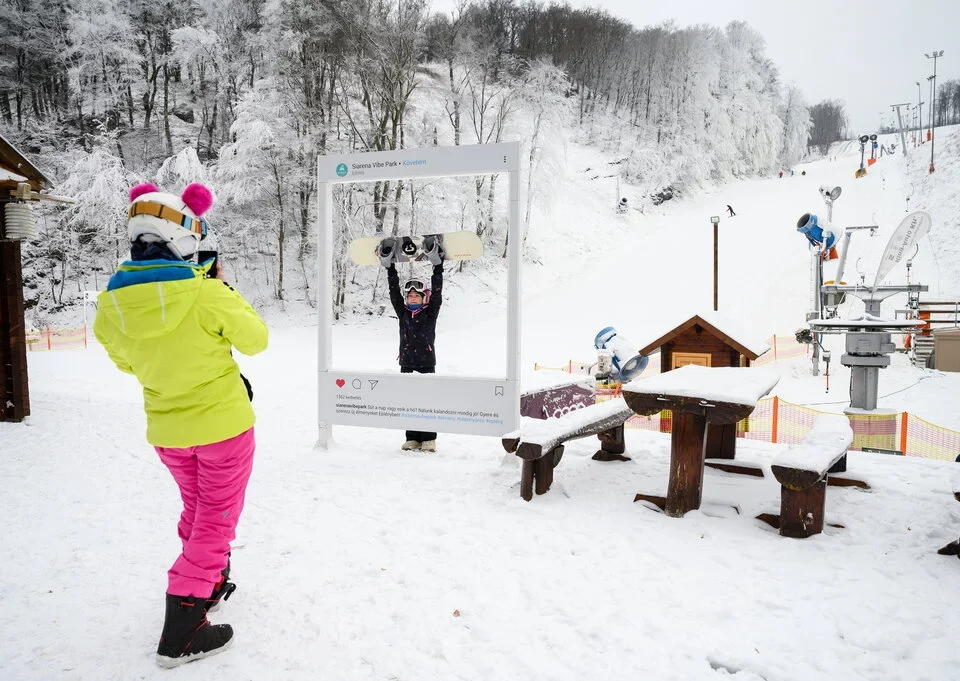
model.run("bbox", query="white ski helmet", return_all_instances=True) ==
[126,182,215,259]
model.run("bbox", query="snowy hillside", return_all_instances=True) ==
[2,129,960,681]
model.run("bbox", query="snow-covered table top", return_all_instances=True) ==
[622,365,780,406]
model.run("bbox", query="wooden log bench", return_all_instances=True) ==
[502,398,635,501]
[758,414,853,538]
[937,469,960,556]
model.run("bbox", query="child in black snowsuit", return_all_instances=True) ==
[380,238,444,451]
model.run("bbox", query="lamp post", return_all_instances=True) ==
[925,50,944,173]
[710,215,720,311]
[915,81,923,147]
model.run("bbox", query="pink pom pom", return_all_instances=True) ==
[129,183,159,202]
[181,183,214,216]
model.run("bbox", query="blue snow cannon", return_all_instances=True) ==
[796,213,837,249]
[594,327,648,381]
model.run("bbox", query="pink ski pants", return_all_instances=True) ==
[154,427,255,598]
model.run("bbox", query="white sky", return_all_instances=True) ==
[428,0,958,135]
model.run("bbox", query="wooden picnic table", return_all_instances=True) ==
[622,365,780,517]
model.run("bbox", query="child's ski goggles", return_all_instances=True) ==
[403,279,426,294]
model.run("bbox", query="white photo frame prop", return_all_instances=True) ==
[316,142,521,447]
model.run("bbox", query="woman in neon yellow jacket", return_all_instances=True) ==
[94,182,267,668]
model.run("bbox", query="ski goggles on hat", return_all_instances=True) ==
[128,201,208,237]
[403,279,426,294]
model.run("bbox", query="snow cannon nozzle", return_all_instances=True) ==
[819,185,842,202]
[594,327,648,382]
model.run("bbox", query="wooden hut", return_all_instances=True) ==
[638,313,770,458]
[639,312,769,372]
[1,134,52,422]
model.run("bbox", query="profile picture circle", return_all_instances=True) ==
[336,163,348,177]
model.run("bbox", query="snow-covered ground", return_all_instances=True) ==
[2,129,960,680]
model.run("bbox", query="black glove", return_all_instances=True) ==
[377,238,398,268]
[240,373,254,402]
[423,236,444,266]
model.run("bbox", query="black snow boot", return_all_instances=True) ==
[206,556,237,613]
[156,594,234,668]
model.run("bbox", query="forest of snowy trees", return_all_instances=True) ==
[1,0,837,322]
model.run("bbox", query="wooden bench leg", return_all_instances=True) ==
[521,446,564,500]
[593,423,631,462]
[534,458,550,495]
[534,446,563,495]
[779,479,827,538]
[521,460,534,501]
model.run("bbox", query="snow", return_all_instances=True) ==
[0,167,27,182]
[772,414,853,473]
[812,315,921,328]
[4,128,960,680]
[622,365,780,407]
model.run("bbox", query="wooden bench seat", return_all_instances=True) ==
[764,414,853,538]
[502,398,635,501]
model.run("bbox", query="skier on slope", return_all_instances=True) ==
[726,204,736,217]
[378,237,444,452]
[94,183,268,667]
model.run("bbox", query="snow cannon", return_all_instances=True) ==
[594,327,648,381]
[796,213,837,249]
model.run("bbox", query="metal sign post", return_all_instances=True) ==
[315,143,522,448]
[710,216,720,311]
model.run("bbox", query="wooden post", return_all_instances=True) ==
[713,222,718,311]
[899,412,908,454]
[778,480,827,538]
[665,411,708,517]
[0,239,30,422]
[771,395,779,444]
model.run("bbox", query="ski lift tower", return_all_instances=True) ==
[797,184,849,375]
[808,212,931,414]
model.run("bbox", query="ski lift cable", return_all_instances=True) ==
[799,373,940,407]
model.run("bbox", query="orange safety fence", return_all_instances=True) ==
[753,334,809,365]
[25,327,88,351]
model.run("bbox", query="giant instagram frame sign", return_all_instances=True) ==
[316,143,521,447]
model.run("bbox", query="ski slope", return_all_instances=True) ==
[2,130,960,681]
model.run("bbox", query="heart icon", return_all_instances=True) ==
[336,378,346,388]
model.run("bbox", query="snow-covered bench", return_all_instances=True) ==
[768,414,853,538]
[501,398,635,501]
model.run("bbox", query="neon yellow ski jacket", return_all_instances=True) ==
[94,259,268,448]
